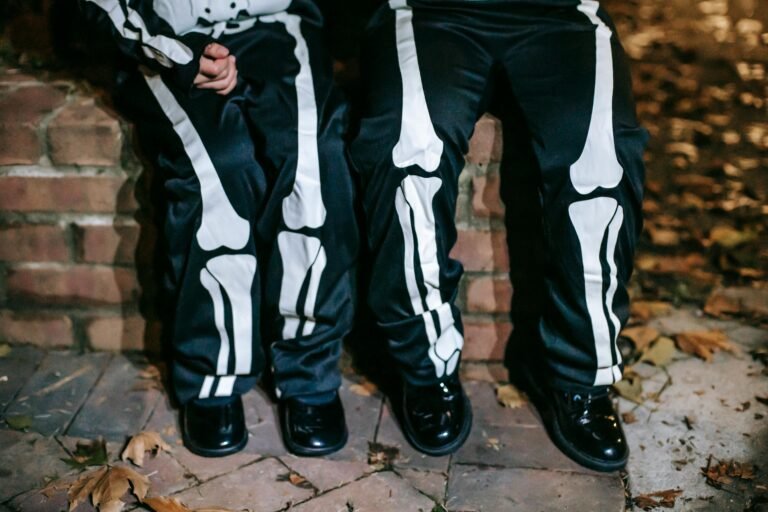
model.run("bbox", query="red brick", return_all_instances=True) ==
[466,275,512,314]
[0,310,74,347]
[48,99,122,166]
[6,265,139,305]
[451,229,509,272]
[466,114,503,165]
[0,224,70,262]
[0,175,137,213]
[76,222,141,264]
[0,85,66,165]
[0,124,40,165]
[86,315,158,351]
[462,319,512,361]
[472,174,505,219]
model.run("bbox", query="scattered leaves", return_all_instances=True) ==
[367,442,399,468]
[613,371,644,404]
[277,472,313,490]
[675,330,737,362]
[63,438,108,469]
[621,412,638,424]
[631,301,673,321]
[621,326,661,352]
[145,496,235,512]
[640,337,677,367]
[707,225,757,248]
[702,457,757,488]
[348,378,379,397]
[121,431,171,467]
[633,489,683,510]
[495,384,527,409]
[66,464,149,512]
[5,414,32,430]
[704,287,768,319]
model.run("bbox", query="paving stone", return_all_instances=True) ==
[241,387,286,458]
[623,352,768,511]
[454,382,600,474]
[375,405,450,472]
[461,363,508,384]
[0,345,43,412]
[445,466,624,512]
[280,454,374,493]
[146,395,262,482]
[396,468,448,503]
[174,458,313,511]
[4,352,111,436]
[57,435,123,464]
[0,430,74,502]
[290,471,436,512]
[66,354,161,441]
[326,377,382,462]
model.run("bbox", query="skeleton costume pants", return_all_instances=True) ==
[349,0,647,391]
[114,3,357,404]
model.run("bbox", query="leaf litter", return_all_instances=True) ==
[121,431,172,467]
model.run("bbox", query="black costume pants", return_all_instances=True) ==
[118,3,357,404]
[349,0,646,391]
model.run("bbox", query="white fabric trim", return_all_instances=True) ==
[199,375,215,399]
[277,232,326,339]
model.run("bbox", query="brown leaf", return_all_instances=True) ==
[495,384,527,409]
[647,226,680,246]
[621,326,660,351]
[675,330,737,362]
[67,466,108,511]
[145,496,235,512]
[621,412,637,424]
[121,431,171,467]
[704,287,768,318]
[633,489,683,510]
[631,301,673,321]
[348,379,378,397]
[91,465,150,508]
[367,442,399,468]
[703,457,758,488]
[640,337,677,367]
[636,253,706,273]
[613,371,644,404]
[707,225,757,249]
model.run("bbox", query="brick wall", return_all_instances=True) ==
[0,65,512,361]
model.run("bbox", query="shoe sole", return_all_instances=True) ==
[397,391,474,457]
[180,415,249,458]
[510,364,627,473]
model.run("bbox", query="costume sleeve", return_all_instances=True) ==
[79,0,214,90]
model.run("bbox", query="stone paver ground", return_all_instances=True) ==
[1,307,766,511]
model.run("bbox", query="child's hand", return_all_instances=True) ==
[193,43,238,95]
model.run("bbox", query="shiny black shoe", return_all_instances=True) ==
[180,396,248,457]
[399,375,473,456]
[512,365,628,472]
[279,393,348,457]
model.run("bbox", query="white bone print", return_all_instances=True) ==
[260,12,327,230]
[144,74,251,251]
[277,232,327,340]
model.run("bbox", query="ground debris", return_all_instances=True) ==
[633,488,683,510]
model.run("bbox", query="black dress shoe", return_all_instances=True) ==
[399,374,473,456]
[279,393,348,456]
[512,364,628,472]
[180,396,248,457]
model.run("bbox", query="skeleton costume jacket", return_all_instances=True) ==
[80,0,359,405]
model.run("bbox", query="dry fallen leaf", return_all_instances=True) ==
[121,431,171,467]
[631,301,673,321]
[145,496,235,512]
[704,287,768,318]
[613,371,644,404]
[702,457,757,488]
[675,330,737,362]
[63,438,108,469]
[633,488,683,510]
[621,412,638,424]
[66,464,149,512]
[348,379,378,397]
[367,441,399,468]
[640,337,677,367]
[276,472,314,490]
[621,326,661,352]
[495,384,527,409]
[707,225,757,248]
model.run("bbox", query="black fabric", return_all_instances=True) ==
[349,1,646,390]
[115,7,357,404]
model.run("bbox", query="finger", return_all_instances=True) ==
[203,42,230,60]
[199,57,228,78]
[197,67,236,91]
[217,70,238,95]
